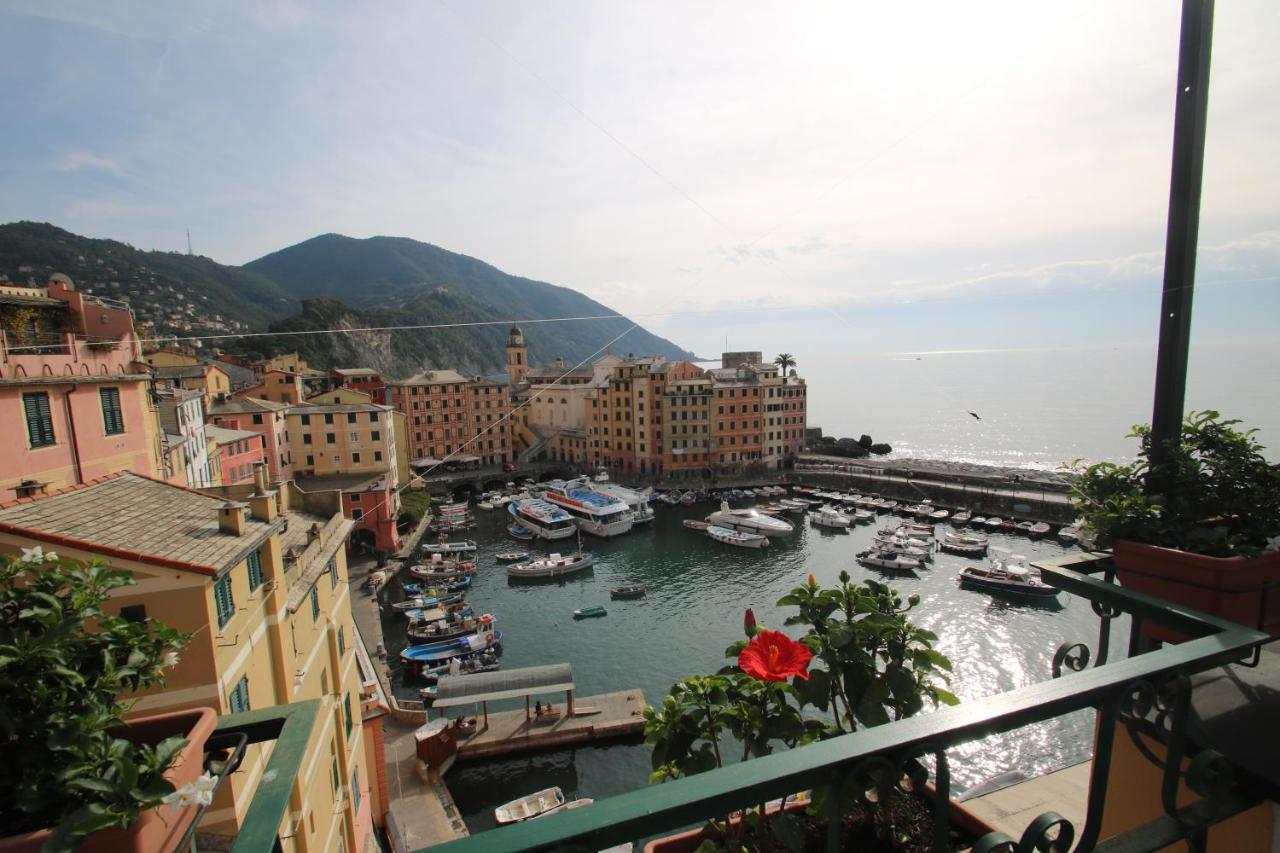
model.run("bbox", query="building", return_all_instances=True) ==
[707,352,807,472]
[207,396,294,481]
[236,368,305,406]
[286,402,401,552]
[151,362,232,409]
[156,387,214,488]
[0,471,382,851]
[143,348,200,368]
[331,368,387,405]
[0,275,163,498]
[206,423,267,487]
[388,369,513,470]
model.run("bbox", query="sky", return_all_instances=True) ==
[1,0,1278,363]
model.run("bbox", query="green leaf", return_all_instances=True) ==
[772,811,806,852]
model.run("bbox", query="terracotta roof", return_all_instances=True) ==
[0,472,282,575]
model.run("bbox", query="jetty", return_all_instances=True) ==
[429,664,646,761]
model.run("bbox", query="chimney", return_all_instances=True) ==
[218,501,248,536]
[247,461,278,522]
[554,357,565,369]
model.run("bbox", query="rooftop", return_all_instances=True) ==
[209,396,291,415]
[292,472,387,494]
[0,472,280,575]
[393,368,473,386]
[205,424,260,444]
[333,367,380,377]
[287,402,390,415]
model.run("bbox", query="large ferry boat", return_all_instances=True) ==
[507,498,578,540]
[535,478,634,537]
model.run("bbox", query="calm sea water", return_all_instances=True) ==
[803,341,1280,470]
[381,505,1120,835]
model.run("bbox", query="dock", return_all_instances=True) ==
[455,689,647,760]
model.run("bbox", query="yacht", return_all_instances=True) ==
[810,505,852,528]
[706,501,794,537]
[958,553,1059,600]
[535,478,634,537]
[507,498,578,541]
[591,477,656,525]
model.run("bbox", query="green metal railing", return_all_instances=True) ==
[408,554,1266,853]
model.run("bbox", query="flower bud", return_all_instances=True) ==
[744,607,757,636]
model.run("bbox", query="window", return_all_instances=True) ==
[337,624,345,656]
[300,414,311,426]
[352,452,361,464]
[331,756,340,799]
[228,675,250,713]
[325,433,335,444]
[352,508,364,520]
[246,550,263,592]
[99,388,124,434]
[310,586,320,620]
[214,574,235,628]
[369,412,378,423]
[252,413,263,425]
[324,413,334,425]
[22,392,55,447]
[349,431,358,442]
[120,604,147,623]
[303,433,312,445]
[306,454,314,466]
[351,769,361,815]
[371,430,380,441]
[343,693,353,736]
[347,412,356,424]
[373,451,382,462]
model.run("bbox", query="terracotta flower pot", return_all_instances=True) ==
[1112,541,1280,642]
[642,790,1000,853]
[0,707,218,853]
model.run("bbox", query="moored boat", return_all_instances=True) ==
[857,549,922,572]
[1057,525,1080,546]
[984,516,1004,531]
[683,519,710,531]
[509,498,578,540]
[810,505,851,528]
[423,540,477,555]
[610,585,646,599]
[400,630,502,670]
[507,524,535,541]
[1028,522,1052,539]
[706,524,770,549]
[706,502,794,537]
[958,553,1059,600]
[495,788,566,825]
[507,551,595,579]
[495,551,529,563]
[408,613,495,645]
[952,509,972,525]
[573,605,607,619]
[535,478,635,537]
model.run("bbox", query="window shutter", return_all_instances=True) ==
[23,393,54,447]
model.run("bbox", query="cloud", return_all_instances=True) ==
[54,151,122,176]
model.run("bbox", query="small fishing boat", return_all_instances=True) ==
[1015,521,1036,536]
[852,509,875,524]
[507,551,595,579]
[400,630,503,670]
[423,540,477,555]
[930,509,951,521]
[984,516,1004,531]
[495,788,566,825]
[573,606,608,619]
[610,585,646,599]
[418,650,500,684]
[402,576,472,595]
[1057,525,1080,547]
[872,536,932,561]
[938,533,989,557]
[706,524,769,549]
[1028,522,1052,539]
[958,553,1059,600]
[537,798,595,819]
[391,596,437,612]
[408,613,495,645]
[952,509,972,526]
[683,519,710,531]
[972,516,987,527]
[880,500,898,513]
[899,522,935,537]
[507,524,536,541]
[495,551,529,563]
[409,566,476,582]
[680,491,696,507]
[857,549,922,572]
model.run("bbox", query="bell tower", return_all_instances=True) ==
[506,325,528,386]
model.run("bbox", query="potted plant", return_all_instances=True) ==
[0,550,210,853]
[642,573,998,852]
[1070,410,1280,638]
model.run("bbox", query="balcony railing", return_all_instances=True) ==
[403,553,1263,853]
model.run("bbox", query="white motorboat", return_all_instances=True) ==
[507,551,595,579]
[852,509,875,524]
[535,478,634,537]
[857,549,922,572]
[871,538,931,561]
[952,509,973,525]
[939,531,989,556]
[706,502,794,537]
[810,505,851,528]
[1057,525,1080,546]
[958,553,1059,600]
[1028,522,1052,539]
[423,540,477,555]
[495,787,566,825]
[508,498,578,540]
[592,478,656,524]
[706,524,770,549]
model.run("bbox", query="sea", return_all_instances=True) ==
[799,341,1280,470]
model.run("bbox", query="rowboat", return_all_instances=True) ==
[683,519,710,531]
[507,524,536,541]
[984,517,1004,531]
[537,798,595,819]
[495,788,566,825]
[573,606,608,620]
[495,551,529,563]
[403,576,471,595]
[507,551,595,579]
[705,524,769,549]
[952,509,972,525]
[610,585,646,599]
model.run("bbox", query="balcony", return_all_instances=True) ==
[0,328,142,382]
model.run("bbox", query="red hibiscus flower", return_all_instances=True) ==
[738,630,812,682]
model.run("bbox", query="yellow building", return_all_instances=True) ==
[143,348,201,368]
[152,363,232,409]
[0,470,382,852]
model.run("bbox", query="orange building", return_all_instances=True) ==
[388,370,513,469]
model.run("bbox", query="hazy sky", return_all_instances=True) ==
[2,1,1278,360]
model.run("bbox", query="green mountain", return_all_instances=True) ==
[0,222,295,335]
[0,223,691,378]
[244,233,691,372]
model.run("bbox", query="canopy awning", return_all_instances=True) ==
[452,454,481,463]
[411,457,444,467]
[431,663,574,708]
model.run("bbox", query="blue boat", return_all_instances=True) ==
[400,630,503,669]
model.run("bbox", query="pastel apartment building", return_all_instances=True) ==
[330,367,387,405]
[388,369,513,470]
[206,423,267,487]
[0,470,385,851]
[287,402,401,552]
[238,368,306,406]
[0,275,163,498]
[157,386,214,489]
[208,396,294,481]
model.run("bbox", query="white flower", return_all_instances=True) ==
[162,773,218,811]
[161,651,180,669]
[43,550,57,562]
[20,545,44,563]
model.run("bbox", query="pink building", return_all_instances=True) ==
[0,276,162,498]
[293,473,400,553]
[207,396,294,481]
[205,424,267,487]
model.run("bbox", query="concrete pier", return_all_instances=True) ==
[454,689,647,761]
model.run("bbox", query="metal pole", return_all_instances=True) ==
[1149,0,1215,478]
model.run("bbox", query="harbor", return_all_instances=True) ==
[354,472,1107,841]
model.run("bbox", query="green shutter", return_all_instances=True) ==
[310,586,319,620]
[23,392,55,447]
[215,574,235,628]
[337,626,345,657]
[229,675,250,713]
[343,694,353,736]
[247,551,262,591]
[99,387,124,435]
